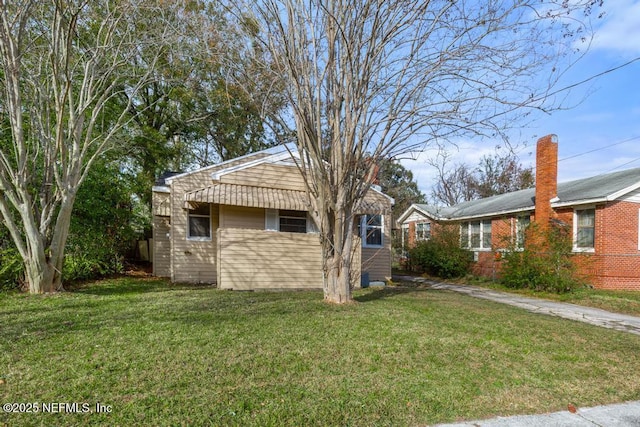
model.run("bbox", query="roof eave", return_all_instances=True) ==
[551,197,608,208]
[442,206,534,222]
[606,181,640,201]
[164,144,292,184]
[397,204,440,224]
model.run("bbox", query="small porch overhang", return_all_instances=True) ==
[184,183,391,214]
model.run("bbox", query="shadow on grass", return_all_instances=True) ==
[354,285,432,303]
[70,276,212,296]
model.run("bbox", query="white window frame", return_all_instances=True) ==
[361,214,384,248]
[415,222,431,241]
[265,209,316,234]
[573,207,595,253]
[515,215,530,249]
[460,220,492,251]
[187,204,212,241]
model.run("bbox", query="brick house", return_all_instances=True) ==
[398,135,640,290]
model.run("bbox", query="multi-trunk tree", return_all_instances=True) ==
[248,0,601,303]
[0,0,193,293]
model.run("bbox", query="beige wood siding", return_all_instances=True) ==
[172,201,219,283]
[221,163,306,191]
[152,191,171,217]
[152,216,171,277]
[218,228,323,290]
[361,215,392,282]
[170,170,219,283]
[219,205,265,229]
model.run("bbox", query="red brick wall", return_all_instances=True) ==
[593,201,640,290]
[405,200,640,290]
[534,135,558,228]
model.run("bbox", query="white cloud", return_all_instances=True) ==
[590,0,640,56]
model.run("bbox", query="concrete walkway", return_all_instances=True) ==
[434,400,640,426]
[392,276,640,426]
[394,275,640,336]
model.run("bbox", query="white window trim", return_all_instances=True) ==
[265,209,315,233]
[415,222,431,241]
[461,220,492,251]
[361,214,384,248]
[573,207,596,253]
[514,215,530,250]
[187,205,212,241]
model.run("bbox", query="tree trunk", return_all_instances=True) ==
[324,253,352,304]
[24,256,56,294]
[321,207,355,304]
[19,194,75,294]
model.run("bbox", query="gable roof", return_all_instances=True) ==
[399,167,640,223]
[156,143,394,213]
[163,144,295,185]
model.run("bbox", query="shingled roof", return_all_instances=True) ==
[406,167,640,222]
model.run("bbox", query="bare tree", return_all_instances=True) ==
[246,0,600,303]
[429,151,478,206]
[0,0,184,293]
[430,149,534,206]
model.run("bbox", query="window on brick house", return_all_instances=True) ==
[574,208,595,251]
[416,222,431,241]
[516,216,530,248]
[461,220,492,250]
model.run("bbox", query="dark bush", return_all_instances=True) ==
[500,222,583,293]
[408,225,472,278]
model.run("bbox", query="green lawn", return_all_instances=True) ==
[1,277,640,426]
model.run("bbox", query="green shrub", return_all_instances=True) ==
[500,222,582,293]
[409,225,472,278]
[63,236,124,282]
[0,247,23,290]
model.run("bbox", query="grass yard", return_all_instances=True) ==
[1,277,640,426]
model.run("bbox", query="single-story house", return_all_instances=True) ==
[398,135,640,291]
[152,144,393,289]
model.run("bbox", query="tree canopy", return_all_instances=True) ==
[247,0,601,303]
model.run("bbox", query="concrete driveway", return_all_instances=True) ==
[394,275,640,336]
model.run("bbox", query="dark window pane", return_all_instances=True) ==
[189,216,210,238]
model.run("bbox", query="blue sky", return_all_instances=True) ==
[402,0,640,199]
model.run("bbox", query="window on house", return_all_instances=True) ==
[279,210,308,233]
[575,208,595,250]
[416,222,431,241]
[266,209,315,233]
[188,203,211,240]
[361,214,383,247]
[516,216,530,248]
[461,220,492,250]
[460,223,469,248]
[401,224,409,252]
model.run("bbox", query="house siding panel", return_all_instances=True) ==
[218,228,323,289]
[152,217,171,277]
[220,205,265,229]
[361,215,392,282]
[170,169,219,283]
[221,163,306,191]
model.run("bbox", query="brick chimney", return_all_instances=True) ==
[534,134,558,228]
